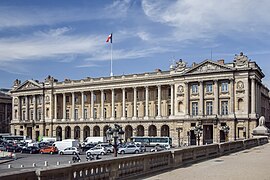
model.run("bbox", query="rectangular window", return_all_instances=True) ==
[22,111,26,120]
[206,83,213,93]
[221,101,228,115]
[192,102,198,116]
[104,93,107,101]
[114,107,117,118]
[30,110,34,120]
[66,109,70,119]
[66,96,70,103]
[75,109,78,120]
[94,108,97,118]
[221,82,228,92]
[168,88,171,97]
[38,109,41,120]
[191,84,198,94]
[75,96,79,104]
[84,95,87,103]
[206,101,213,115]
[168,105,171,116]
[84,109,88,119]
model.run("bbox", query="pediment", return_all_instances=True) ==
[185,60,234,74]
[15,80,42,91]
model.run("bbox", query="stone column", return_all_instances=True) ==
[111,89,115,120]
[25,96,28,121]
[81,91,84,121]
[214,80,219,115]
[251,78,255,114]
[170,84,174,116]
[33,96,36,121]
[18,97,21,121]
[145,86,149,119]
[4,104,7,126]
[41,95,44,122]
[157,85,161,117]
[230,79,235,114]
[122,88,126,119]
[62,93,66,121]
[185,82,189,115]
[133,87,137,119]
[100,90,104,119]
[90,91,94,120]
[54,94,57,120]
[199,81,204,116]
[71,92,75,121]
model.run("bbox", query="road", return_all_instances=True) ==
[0,147,156,173]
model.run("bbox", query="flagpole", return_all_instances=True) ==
[110,41,113,76]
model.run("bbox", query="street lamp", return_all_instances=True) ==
[106,124,125,157]
[220,125,230,142]
[194,123,203,146]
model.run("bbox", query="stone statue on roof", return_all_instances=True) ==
[234,52,249,67]
[175,59,187,72]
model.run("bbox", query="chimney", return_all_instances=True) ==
[217,59,225,65]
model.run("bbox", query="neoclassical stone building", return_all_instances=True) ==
[0,90,12,133]
[10,52,270,146]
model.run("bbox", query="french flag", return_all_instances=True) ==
[106,33,112,43]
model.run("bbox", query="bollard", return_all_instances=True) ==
[44,161,48,167]
[57,161,60,166]
[8,164,12,168]
[20,165,24,168]
[68,161,71,164]
[33,163,36,167]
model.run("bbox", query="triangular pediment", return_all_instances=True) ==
[15,80,42,91]
[185,60,235,74]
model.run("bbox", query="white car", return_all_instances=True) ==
[117,144,141,154]
[59,147,80,155]
[86,146,107,156]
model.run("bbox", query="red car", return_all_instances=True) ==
[40,146,58,154]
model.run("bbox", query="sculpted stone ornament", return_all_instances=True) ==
[237,81,244,89]
[195,63,221,73]
[13,79,21,87]
[252,116,270,136]
[234,52,249,67]
[175,59,187,72]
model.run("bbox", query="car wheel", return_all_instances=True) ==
[101,152,105,156]
[121,151,125,154]
[50,151,53,155]
[40,151,43,154]
[135,150,139,154]
[30,151,33,154]
[13,150,16,153]
[72,152,76,155]
[107,150,111,153]
[60,152,64,155]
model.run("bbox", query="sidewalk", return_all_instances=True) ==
[144,143,270,180]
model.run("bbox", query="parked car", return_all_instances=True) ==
[21,146,40,154]
[59,147,80,155]
[150,145,166,152]
[95,143,114,153]
[6,144,23,152]
[0,144,6,151]
[136,144,146,152]
[81,143,96,151]
[86,146,107,156]
[117,144,141,154]
[40,146,58,154]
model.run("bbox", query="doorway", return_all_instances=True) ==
[203,125,213,144]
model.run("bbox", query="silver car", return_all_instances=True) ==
[117,144,141,154]
[59,147,80,155]
[86,146,107,156]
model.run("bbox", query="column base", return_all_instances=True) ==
[132,117,137,120]
[62,119,66,122]
[156,116,162,119]
[80,118,84,121]
[90,118,94,121]
[121,117,126,120]
[144,116,149,120]
[110,117,115,121]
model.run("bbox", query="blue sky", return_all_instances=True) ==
[1,0,270,88]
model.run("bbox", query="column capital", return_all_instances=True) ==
[80,91,84,94]
[184,81,189,85]
[229,78,234,82]
[133,87,137,90]
[144,86,149,89]
[122,87,125,91]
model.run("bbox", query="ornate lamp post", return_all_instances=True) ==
[220,125,230,142]
[106,124,124,157]
[194,123,203,146]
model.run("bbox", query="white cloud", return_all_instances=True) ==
[141,0,270,41]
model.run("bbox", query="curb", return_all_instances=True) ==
[0,159,14,165]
